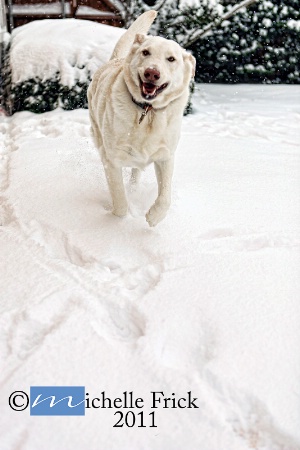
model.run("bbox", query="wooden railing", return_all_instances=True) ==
[4,0,123,31]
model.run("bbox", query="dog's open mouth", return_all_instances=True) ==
[140,78,168,100]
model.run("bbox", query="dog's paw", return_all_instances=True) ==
[112,206,128,217]
[146,202,169,227]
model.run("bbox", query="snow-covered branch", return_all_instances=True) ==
[182,0,259,47]
[152,0,169,12]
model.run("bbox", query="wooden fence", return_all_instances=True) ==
[4,0,123,31]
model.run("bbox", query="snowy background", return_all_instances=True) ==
[1,16,300,450]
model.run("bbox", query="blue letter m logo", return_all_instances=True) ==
[30,386,85,416]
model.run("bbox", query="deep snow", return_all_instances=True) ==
[0,84,300,450]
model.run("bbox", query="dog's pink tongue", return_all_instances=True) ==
[142,83,157,96]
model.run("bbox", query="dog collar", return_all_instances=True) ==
[131,97,153,124]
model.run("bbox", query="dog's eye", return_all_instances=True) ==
[142,50,150,56]
[167,56,176,62]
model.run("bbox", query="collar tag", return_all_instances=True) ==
[139,105,151,124]
[132,97,153,125]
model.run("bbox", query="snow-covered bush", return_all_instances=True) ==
[3,19,124,114]
[154,0,221,43]
[125,0,299,84]
[0,33,11,111]
[191,0,300,83]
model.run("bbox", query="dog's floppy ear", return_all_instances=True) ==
[134,33,147,45]
[184,52,196,78]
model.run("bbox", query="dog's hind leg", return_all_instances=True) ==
[146,159,174,227]
[102,155,128,217]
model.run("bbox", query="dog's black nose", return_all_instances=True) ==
[144,68,160,82]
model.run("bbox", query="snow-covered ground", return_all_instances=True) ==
[0,84,300,450]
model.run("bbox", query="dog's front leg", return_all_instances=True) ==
[102,157,128,217]
[146,159,174,227]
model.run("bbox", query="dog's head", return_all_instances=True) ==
[124,34,196,109]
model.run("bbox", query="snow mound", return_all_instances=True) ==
[10,18,124,86]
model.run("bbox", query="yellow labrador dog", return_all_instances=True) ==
[88,11,195,226]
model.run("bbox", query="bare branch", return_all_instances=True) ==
[182,0,259,48]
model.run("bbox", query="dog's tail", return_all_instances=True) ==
[110,10,157,60]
